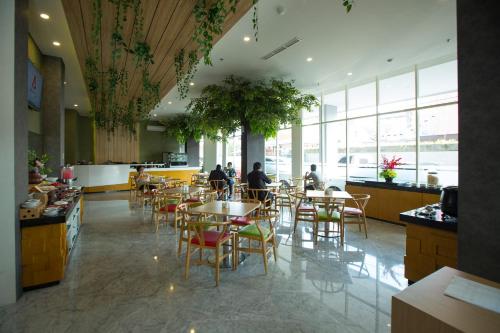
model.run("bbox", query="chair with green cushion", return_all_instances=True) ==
[235,209,279,274]
[313,198,345,245]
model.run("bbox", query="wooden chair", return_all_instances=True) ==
[274,185,293,217]
[238,183,249,200]
[152,193,183,232]
[210,180,228,200]
[136,183,156,208]
[129,176,137,201]
[248,188,272,208]
[177,202,203,257]
[312,197,345,245]
[235,208,279,274]
[184,217,235,286]
[343,194,370,238]
[291,191,318,238]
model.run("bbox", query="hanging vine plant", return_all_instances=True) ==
[85,0,161,135]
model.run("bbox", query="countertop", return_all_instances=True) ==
[400,204,457,232]
[21,195,82,228]
[346,180,442,195]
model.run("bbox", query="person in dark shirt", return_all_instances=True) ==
[208,164,229,199]
[247,162,273,202]
[224,162,237,198]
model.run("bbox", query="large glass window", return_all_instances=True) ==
[418,104,458,186]
[226,131,241,177]
[265,137,277,177]
[199,138,204,167]
[277,129,292,180]
[323,121,346,188]
[347,117,377,181]
[378,111,417,183]
[348,82,376,118]
[378,72,415,113]
[302,104,320,125]
[323,90,346,121]
[302,125,321,176]
[418,60,458,107]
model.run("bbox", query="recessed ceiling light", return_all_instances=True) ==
[189,82,195,86]
[73,104,78,107]
[40,13,50,20]
[52,41,61,46]
[243,36,251,42]
[167,101,172,105]
[153,114,157,117]
[306,57,313,62]
[153,255,158,260]
[64,81,67,85]
[347,72,353,76]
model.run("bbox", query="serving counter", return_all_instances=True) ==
[74,165,201,192]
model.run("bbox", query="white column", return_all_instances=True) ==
[291,124,302,179]
[203,139,218,171]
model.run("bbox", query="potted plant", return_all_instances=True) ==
[28,150,52,179]
[379,156,402,183]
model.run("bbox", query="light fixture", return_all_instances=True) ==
[306,57,313,62]
[347,72,353,76]
[169,284,174,291]
[64,81,67,85]
[40,13,50,20]
[153,114,157,117]
[52,41,61,46]
[167,101,172,105]
[243,36,251,42]
[189,329,195,333]
[153,256,158,260]
[73,104,78,107]
[189,82,195,86]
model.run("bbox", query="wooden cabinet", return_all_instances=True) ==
[404,223,457,282]
[345,184,440,224]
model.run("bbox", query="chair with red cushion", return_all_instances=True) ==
[184,217,235,286]
[230,198,260,230]
[344,194,370,238]
[152,193,183,232]
[291,191,318,234]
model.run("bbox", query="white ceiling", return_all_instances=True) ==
[29,0,90,114]
[153,0,457,118]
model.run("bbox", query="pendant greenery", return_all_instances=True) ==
[163,76,318,143]
[85,0,161,134]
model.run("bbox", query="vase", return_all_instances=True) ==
[384,177,394,183]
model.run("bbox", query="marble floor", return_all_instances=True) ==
[1,192,408,333]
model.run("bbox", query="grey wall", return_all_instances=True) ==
[241,126,265,182]
[138,122,181,162]
[41,56,65,175]
[186,139,200,167]
[457,0,500,282]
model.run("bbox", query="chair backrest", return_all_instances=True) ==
[185,219,230,246]
[202,190,218,203]
[351,194,370,211]
[130,176,137,190]
[210,180,226,191]
[248,188,271,203]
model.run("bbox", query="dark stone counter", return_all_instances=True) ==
[346,180,442,195]
[21,195,82,228]
[400,205,457,232]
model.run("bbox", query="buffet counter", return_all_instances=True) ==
[74,165,201,192]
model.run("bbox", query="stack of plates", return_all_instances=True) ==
[21,199,40,208]
[43,207,60,217]
[54,200,69,206]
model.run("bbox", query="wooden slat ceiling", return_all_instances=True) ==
[62,0,254,113]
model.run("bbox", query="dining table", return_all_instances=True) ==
[189,201,261,267]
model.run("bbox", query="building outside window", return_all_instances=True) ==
[300,59,458,188]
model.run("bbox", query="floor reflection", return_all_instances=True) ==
[0,192,407,333]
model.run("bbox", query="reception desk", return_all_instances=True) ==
[74,165,201,192]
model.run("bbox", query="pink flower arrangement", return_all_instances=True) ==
[380,156,402,180]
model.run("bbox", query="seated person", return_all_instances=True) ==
[135,166,155,190]
[304,164,320,191]
[208,164,229,199]
[224,162,237,198]
[247,162,273,203]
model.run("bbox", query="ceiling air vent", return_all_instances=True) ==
[147,125,166,132]
[261,37,301,60]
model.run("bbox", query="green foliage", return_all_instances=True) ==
[380,169,397,179]
[28,150,52,175]
[342,0,353,13]
[174,49,199,100]
[167,76,318,142]
[85,0,160,135]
